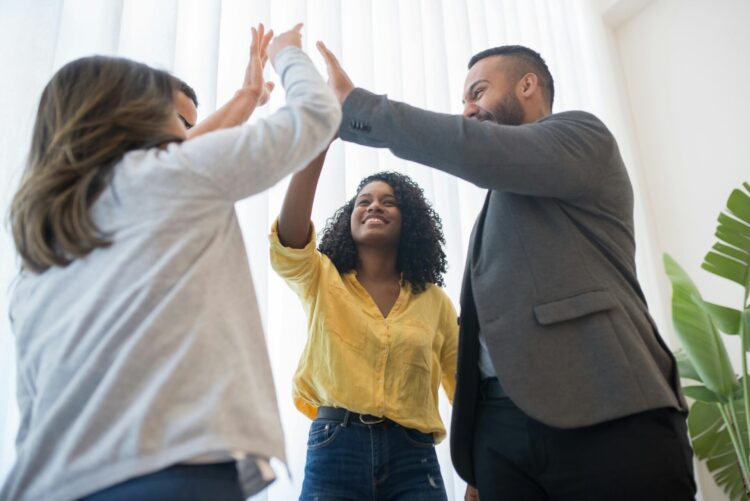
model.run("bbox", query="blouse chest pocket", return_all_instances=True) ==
[318,281,369,350]
[317,315,368,351]
[394,318,434,372]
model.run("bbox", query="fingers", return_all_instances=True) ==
[316,41,341,70]
[252,23,273,50]
[258,22,272,49]
[266,21,305,63]
[250,27,259,52]
[316,41,330,60]
[263,29,274,48]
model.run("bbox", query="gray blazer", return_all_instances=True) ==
[339,88,687,483]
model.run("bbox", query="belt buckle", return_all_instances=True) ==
[359,414,385,425]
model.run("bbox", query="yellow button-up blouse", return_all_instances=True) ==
[269,220,458,441]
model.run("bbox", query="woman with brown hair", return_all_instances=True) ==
[2,23,340,501]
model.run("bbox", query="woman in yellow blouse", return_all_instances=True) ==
[270,143,458,500]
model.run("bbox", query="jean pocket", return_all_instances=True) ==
[307,421,341,450]
[400,426,435,448]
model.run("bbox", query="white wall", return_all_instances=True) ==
[615,1,750,499]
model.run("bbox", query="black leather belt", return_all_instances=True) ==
[479,377,508,400]
[317,406,388,425]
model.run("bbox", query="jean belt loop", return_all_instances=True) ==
[342,410,351,428]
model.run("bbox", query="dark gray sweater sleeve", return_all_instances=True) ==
[339,88,615,200]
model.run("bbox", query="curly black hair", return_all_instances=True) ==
[318,171,447,293]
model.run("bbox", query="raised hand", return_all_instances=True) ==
[316,41,354,104]
[243,23,275,105]
[185,23,278,138]
[267,23,304,66]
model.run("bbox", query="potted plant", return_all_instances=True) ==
[664,181,750,500]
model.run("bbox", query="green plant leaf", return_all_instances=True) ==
[684,385,724,402]
[675,349,702,382]
[703,185,750,291]
[718,213,750,241]
[678,183,750,500]
[703,253,748,287]
[665,254,739,400]
[728,186,750,224]
[698,301,742,335]
[713,242,749,264]
[689,400,749,500]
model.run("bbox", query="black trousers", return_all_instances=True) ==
[473,388,696,500]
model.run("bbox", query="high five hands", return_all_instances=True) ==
[244,22,306,107]
[243,25,354,109]
[185,22,306,138]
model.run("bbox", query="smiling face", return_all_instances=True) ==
[462,55,526,126]
[350,181,402,248]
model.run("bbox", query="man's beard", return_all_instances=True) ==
[476,92,525,126]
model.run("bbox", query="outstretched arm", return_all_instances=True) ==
[316,42,613,201]
[187,23,275,139]
[277,146,329,249]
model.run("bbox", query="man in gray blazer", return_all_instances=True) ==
[316,42,695,500]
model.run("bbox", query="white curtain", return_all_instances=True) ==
[0,1,671,499]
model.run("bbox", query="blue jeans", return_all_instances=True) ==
[79,462,244,501]
[299,417,448,501]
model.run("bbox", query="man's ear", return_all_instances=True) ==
[519,72,539,99]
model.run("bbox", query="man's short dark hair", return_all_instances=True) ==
[177,80,198,108]
[468,45,554,109]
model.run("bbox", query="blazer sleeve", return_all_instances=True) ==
[339,88,615,201]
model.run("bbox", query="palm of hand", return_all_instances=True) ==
[316,41,354,104]
[244,23,274,103]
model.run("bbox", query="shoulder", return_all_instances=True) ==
[544,110,604,124]
[418,283,457,312]
[114,145,195,187]
[540,110,613,137]
[538,111,618,165]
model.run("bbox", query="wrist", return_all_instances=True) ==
[339,86,354,104]
[270,45,300,70]
[236,86,262,103]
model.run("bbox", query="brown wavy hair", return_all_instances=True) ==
[10,55,182,273]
